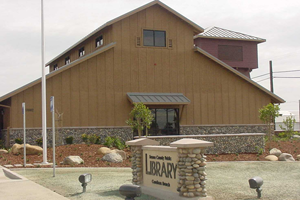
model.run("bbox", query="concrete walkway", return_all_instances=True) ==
[0,166,68,200]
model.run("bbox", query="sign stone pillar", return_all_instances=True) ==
[170,139,214,198]
[126,138,160,185]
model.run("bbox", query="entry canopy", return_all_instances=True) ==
[127,93,191,105]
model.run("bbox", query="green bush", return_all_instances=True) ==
[88,134,97,144]
[81,134,88,143]
[113,137,125,150]
[104,136,125,150]
[104,136,114,148]
[65,136,74,144]
[36,138,43,146]
[15,138,23,144]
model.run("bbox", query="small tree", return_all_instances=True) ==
[259,103,280,140]
[126,102,154,138]
[279,114,296,138]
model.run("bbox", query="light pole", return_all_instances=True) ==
[41,0,47,164]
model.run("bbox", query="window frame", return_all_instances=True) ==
[95,35,103,48]
[142,29,167,48]
[53,64,58,71]
[79,47,85,57]
[65,56,71,65]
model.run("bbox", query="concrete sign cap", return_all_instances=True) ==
[126,138,159,146]
[170,138,214,148]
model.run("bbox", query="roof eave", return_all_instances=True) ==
[194,35,266,43]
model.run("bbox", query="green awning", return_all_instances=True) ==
[127,93,190,105]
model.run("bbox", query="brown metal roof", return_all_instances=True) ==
[194,26,266,43]
[127,93,191,105]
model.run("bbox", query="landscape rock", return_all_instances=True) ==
[297,155,300,160]
[278,153,295,162]
[114,150,127,160]
[270,148,282,157]
[12,144,43,155]
[265,155,278,161]
[97,147,112,155]
[63,156,84,165]
[292,135,300,139]
[0,149,8,154]
[102,152,123,163]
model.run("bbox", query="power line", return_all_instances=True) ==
[252,69,300,79]
[256,77,269,82]
[274,77,300,78]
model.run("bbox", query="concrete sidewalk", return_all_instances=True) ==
[0,166,69,200]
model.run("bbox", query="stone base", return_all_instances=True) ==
[140,185,214,200]
[1,127,132,147]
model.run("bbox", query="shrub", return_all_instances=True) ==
[36,138,43,146]
[104,136,114,148]
[113,137,125,150]
[81,134,88,143]
[88,134,98,144]
[15,138,23,144]
[104,136,125,150]
[65,136,74,144]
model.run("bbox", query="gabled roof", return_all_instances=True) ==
[46,0,204,67]
[194,26,266,43]
[194,46,284,104]
[0,42,116,102]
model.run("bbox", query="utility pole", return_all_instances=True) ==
[269,60,274,93]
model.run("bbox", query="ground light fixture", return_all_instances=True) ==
[248,176,263,198]
[78,173,92,193]
[119,184,141,200]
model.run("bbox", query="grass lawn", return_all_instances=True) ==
[13,162,300,200]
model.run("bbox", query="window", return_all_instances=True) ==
[218,45,243,61]
[143,30,166,47]
[65,56,70,65]
[95,35,103,47]
[53,64,58,71]
[133,108,179,136]
[79,47,85,57]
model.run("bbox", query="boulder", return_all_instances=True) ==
[102,153,123,163]
[292,135,300,139]
[0,149,8,154]
[270,148,282,157]
[12,144,43,155]
[265,155,278,161]
[296,155,300,160]
[97,147,112,155]
[63,156,84,165]
[12,144,22,154]
[114,150,127,160]
[278,153,295,162]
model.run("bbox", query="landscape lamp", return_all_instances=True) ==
[248,176,263,198]
[78,173,92,193]
[119,184,141,200]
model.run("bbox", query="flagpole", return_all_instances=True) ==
[41,0,48,164]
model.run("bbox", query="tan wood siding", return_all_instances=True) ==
[6,4,277,128]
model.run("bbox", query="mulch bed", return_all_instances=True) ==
[0,140,299,168]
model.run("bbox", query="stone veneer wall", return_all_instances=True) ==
[180,124,269,135]
[2,127,132,147]
[138,133,265,154]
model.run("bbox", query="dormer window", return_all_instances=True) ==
[143,30,166,47]
[95,36,103,47]
[65,56,71,65]
[53,64,58,71]
[79,47,85,57]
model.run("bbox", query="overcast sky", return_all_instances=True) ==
[1,0,300,118]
